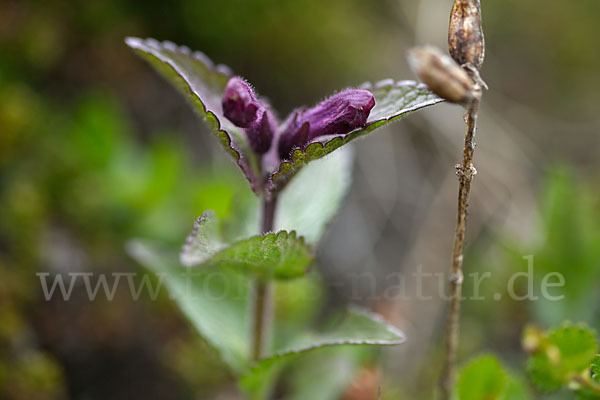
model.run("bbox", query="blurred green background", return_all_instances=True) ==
[0,0,599,399]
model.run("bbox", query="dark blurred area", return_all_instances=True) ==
[1,0,599,399]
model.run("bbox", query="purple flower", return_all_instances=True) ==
[277,89,375,159]
[222,78,375,160]
[222,77,276,154]
[222,77,259,128]
[244,108,277,155]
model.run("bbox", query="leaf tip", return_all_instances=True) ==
[348,306,407,344]
[124,36,142,48]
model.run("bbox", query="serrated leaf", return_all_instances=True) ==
[591,355,600,384]
[276,147,353,245]
[267,80,443,193]
[457,355,507,400]
[126,240,251,373]
[240,308,404,399]
[125,37,261,192]
[180,211,224,267]
[527,323,598,393]
[180,212,312,280]
[210,230,313,280]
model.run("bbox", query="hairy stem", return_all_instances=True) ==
[252,195,277,361]
[440,89,482,400]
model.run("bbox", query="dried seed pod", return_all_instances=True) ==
[407,46,476,105]
[448,0,485,70]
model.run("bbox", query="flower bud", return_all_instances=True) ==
[407,46,476,105]
[448,0,485,70]
[245,108,276,154]
[278,89,375,159]
[222,77,259,128]
[302,89,375,141]
[222,77,276,154]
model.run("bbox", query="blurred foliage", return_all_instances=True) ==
[529,169,600,325]
[525,323,597,393]
[592,356,600,384]
[454,322,600,400]
[485,0,600,117]
[1,0,599,398]
[454,354,534,400]
[0,83,248,397]
[461,167,600,352]
[446,167,600,400]
[457,355,508,400]
[0,4,254,393]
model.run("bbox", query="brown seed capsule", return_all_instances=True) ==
[407,46,476,105]
[448,0,485,70]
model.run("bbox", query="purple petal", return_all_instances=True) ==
[222,77,260,128]
[278,89,375,159]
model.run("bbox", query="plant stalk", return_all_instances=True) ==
[252,195,277,361]
[573,375,600,396]
[440,87,482,400]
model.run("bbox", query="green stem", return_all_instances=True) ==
[252,195,277,361]
[573,374,600,395]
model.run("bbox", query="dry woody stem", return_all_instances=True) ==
[440,86,482,399]
[252,195,277,360]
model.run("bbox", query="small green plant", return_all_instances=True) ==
[454,323,600,400]
[524,323,600,397]
[124,37,442,398]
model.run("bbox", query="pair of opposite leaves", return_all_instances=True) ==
[125,37,443,196]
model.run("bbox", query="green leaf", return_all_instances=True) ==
[180,212,313,280]
[180,211,224,267]
[210,231,313,280]
[457,355,507,400]
[276,147,353,245]
[528,168,600,325]
[125,37,261,192]
[240,308,404,399]
[267,80,443,193]
[527,323,598,393]
[126,240,251,373]
[591,355,600,384]
[503,375,534,400]
[284,346,368,400]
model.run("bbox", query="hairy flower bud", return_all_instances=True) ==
[278,89,375,159]
[222,77,276,154]
[245,109,276,154]
[407,46,476,105]
[222,77,259,128]
[448,0,485,70]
